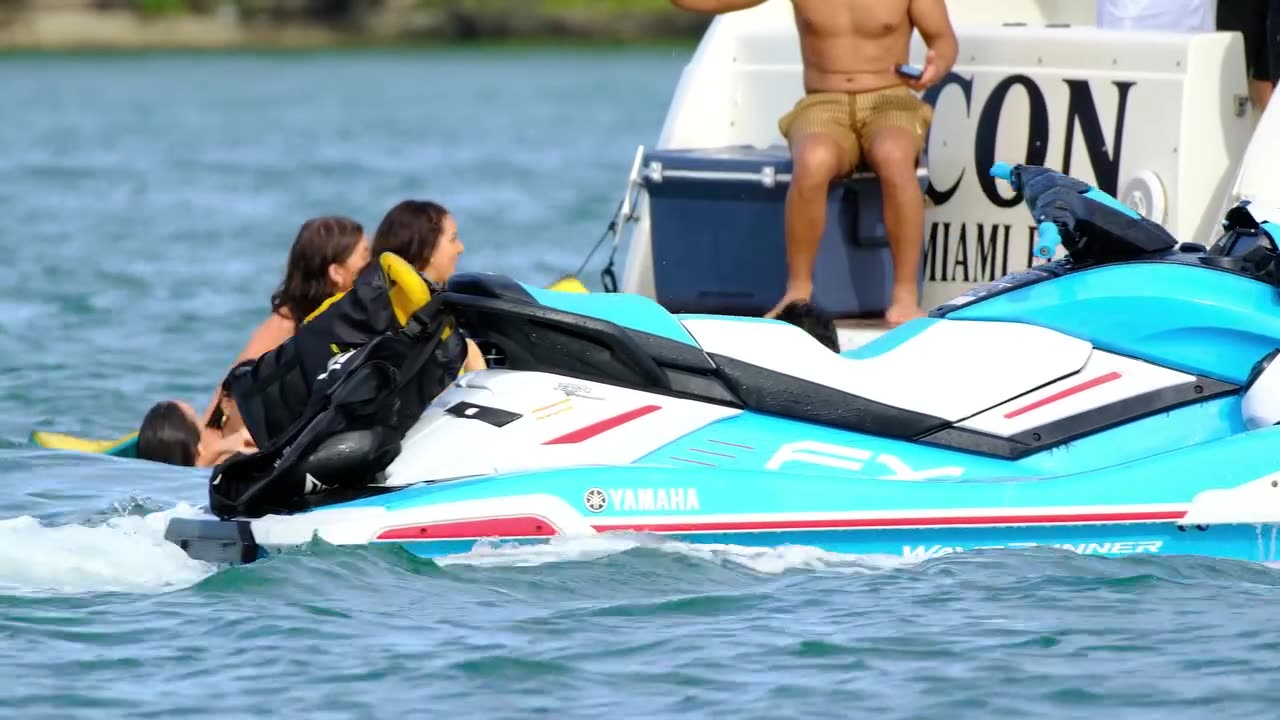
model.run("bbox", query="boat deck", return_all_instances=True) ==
[835,318,888,352]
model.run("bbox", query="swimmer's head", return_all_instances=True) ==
[136,400,200,467]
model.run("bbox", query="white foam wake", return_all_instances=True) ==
[0,503,218,596]
[435,532,913,575]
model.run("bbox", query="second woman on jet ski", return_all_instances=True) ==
[370,199,486,374]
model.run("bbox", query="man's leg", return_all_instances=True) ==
[1252,80,1275,116]
[764,134,851,318]
[1260,0,1280,115]
[863,126,926,327]
[1221,0,1274,117]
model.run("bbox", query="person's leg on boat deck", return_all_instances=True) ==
[766,93,857,321]
[1265,0,1280,112]
[858,86,933,327]
[1219,0,1275,117]
[863,126,926,327]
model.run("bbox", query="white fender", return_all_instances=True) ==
[1243,349,1280,430]
[1222,99,1280,233]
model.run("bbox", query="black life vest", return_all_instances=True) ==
[227,260,402,446]
[228,253,467,445]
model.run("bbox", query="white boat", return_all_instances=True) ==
[603,0,1280,349]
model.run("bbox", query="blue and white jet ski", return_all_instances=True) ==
[166,163,1280,566]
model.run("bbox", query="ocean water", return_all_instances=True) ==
[2,48,1280,719]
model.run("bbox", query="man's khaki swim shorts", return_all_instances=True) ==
[777,85,933,173]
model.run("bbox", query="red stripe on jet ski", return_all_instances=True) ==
[1003,371,1123,419]
[542,405,662,445]
[590,509,1185,534]
[375,515,560,541]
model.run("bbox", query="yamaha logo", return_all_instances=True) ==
[583,487,607,513]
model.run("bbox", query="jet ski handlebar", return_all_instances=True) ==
[989,161,1178,265]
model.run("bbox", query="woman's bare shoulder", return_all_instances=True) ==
[238,311,296,362]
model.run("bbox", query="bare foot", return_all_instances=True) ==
[764,286,813,319]
[885,300,926,328]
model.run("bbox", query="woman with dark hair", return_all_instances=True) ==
[131,218,368,467]
[256,215,372,357]
[372,200,461,281]
[372,200,485,372]
[136,401,201,466]
[197,216,371,431]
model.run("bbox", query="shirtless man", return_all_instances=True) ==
[669,0,957,327]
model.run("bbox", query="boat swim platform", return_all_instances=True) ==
[835,318,888,352]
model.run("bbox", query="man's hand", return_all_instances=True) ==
[907,0,958,91]
[903,48,945,92]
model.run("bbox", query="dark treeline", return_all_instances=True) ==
[0,0,712,43]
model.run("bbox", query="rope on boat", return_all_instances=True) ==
[561,145,648,294]
[572,196,625,293]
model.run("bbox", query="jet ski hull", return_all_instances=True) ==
[167,427,1280,566]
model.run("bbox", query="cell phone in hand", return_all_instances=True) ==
[895,63,925,80]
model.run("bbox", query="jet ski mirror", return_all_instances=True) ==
[989,162,1177,266]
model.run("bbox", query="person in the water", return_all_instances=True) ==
[196,215,372,430]
[134,217,371,467]
[135,397,255,468]
[138,202,487,468]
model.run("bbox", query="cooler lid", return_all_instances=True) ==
[641,144,795,187]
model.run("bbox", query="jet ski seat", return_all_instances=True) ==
[439,272,1087,441]
[679,314,1094,427]
[440,281,741,409]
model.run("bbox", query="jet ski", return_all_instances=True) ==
[165,162,1280,567]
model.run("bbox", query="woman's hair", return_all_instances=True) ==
[136,401,200,467]
[270,216,365,323]
[371,200,450,271]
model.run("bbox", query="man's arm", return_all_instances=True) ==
[669,0,769,13]
[907,0,958,90]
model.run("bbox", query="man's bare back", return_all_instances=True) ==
[791,0,914,94]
